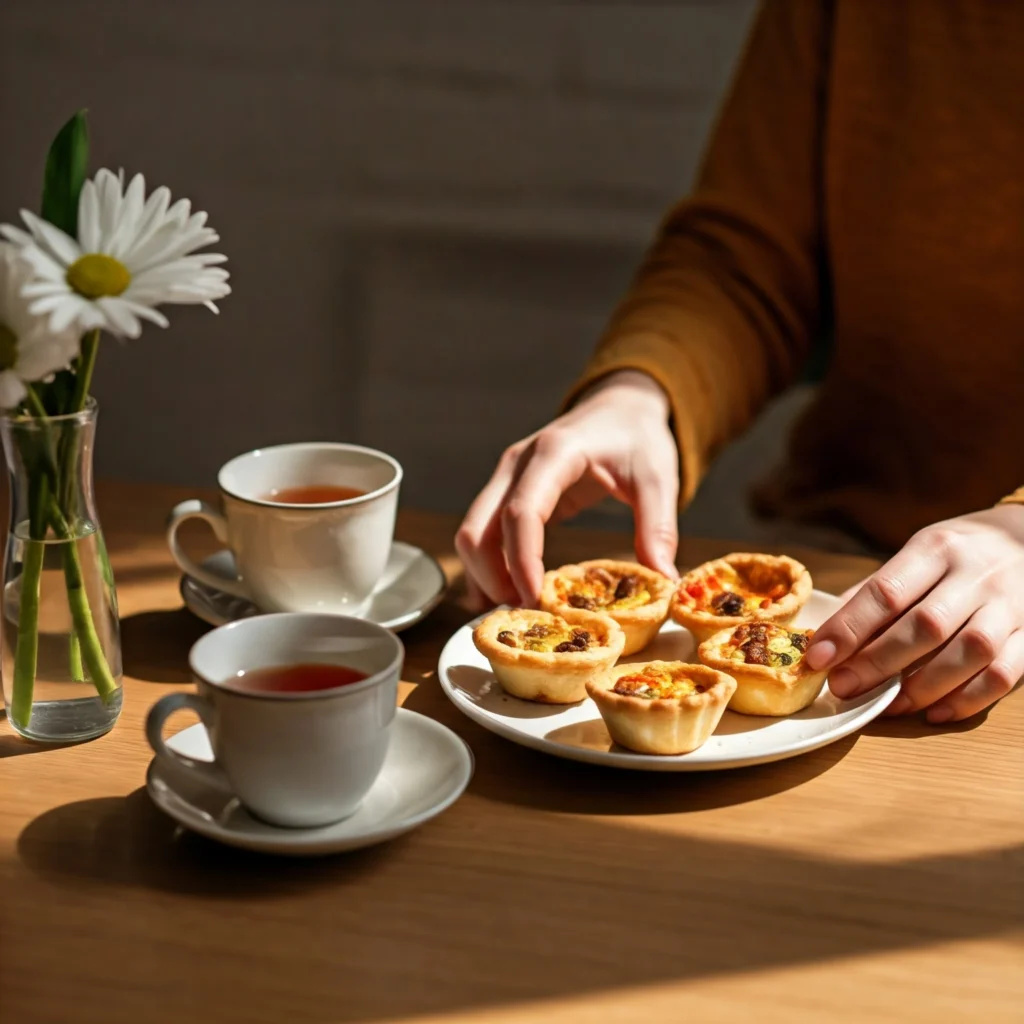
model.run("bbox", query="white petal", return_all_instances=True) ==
[165,197,192,225]
[17,245,67,283]
[0,372,27,409]
[118,298,169,328]
[95,169,124,245]
[50,295,93,333]
[131,256,229,290]
[120,185,171,265]
[27,294,68,314]
[77,303,109,331]
[130,223,217,274]
[96,296,142,338]
[20,211,80,267]
[0,224,35,248]
[78,178,101,252]
[107,172,146,261]
[19,280,70,298]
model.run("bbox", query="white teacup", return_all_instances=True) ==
[145,613,403,828]
[167,442,402,613]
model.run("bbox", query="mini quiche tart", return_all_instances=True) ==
[585,661,736,755]
[539,559,673,656]
[698,622,824,716]
[670,552,811,643]
[473,608,625,704]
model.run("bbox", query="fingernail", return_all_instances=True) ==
[926,705,955,724]
[827,666,857,698]
[805,640,836,671]
[886,693,912,716]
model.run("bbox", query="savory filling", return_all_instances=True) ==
[677,564,790,617]
[612,665,706,700]
[557,567,651,612]
[496,618,594,654]
[726,622,811,669]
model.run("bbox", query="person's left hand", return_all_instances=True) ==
[805,504,1024,723]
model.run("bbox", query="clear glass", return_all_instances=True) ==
[1,399,122,742]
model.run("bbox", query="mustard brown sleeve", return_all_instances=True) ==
[564,0,833,505]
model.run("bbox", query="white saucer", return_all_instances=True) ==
[438,589,900,772]
[146,707,473,856]
[180,541,447,632]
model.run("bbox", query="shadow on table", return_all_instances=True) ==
[17,787,400,897]
[0,730,78,759]
[12,780,1022,1024]
[402,679,858,815]
[120,607,210,683]
[864,708,992,739]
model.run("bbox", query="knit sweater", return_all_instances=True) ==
[569,0,1024,550]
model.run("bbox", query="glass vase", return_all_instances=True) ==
[1,399,122,742]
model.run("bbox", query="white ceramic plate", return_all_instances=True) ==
[146,708,474,856]
[438,590,899,771]
[180,541,447,632]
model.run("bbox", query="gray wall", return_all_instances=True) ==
[1,1,795,539]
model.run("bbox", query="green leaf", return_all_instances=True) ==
[40,110,90,238]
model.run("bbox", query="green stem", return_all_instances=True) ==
[9,533,45,731]
[58,330,98,516]
[23,387,59,491]
[48,498,117,703]
[10,408,54,730]
[68,329,99,414]
[57,332,116,680]
[69,633,84,682]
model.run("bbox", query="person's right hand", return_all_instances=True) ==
[455,370,681,610]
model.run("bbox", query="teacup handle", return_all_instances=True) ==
[145,692,231,790]
[166,499,249,599]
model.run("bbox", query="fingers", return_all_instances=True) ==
[884,602,1016,715]
[924,630,1024,723]
[502,434,587,605]
[455,446,524,608]
[806,542,948,671]
[827,580,979,698]
[550,477,609,526]
[630,462,680,580]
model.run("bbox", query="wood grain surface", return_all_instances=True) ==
[0,481,1020,1024]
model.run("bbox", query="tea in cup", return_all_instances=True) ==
[145,613,403,827]
[167,442,401,613]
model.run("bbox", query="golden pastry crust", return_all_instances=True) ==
[473,607,624,704]
[670,552,812,643]
[585,661,736,755]
[698,622,824,716]
[539,559,673,656]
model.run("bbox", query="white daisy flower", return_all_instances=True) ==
[0,244,80,409]
[1,168,230,340]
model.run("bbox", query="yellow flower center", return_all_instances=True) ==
[0,323,18,372]
[66,254,131,299]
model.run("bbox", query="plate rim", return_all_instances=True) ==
[437,590,900,772]
[179,540,448,633]
[146,707,474,855]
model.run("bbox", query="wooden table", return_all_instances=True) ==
[1,481,1021,1024]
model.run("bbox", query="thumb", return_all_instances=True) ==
[631,469,680,580]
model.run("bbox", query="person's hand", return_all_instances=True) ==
[456,370,680,609]
[806,504,1024,722]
